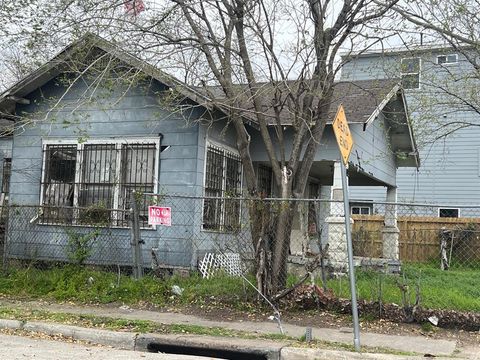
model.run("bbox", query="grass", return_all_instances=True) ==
[0,264,256,307]
[0,262,478,313]
[326,263,480,312]
[0,306,252,336]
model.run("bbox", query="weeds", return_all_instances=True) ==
[325,264,480,312]
[64,229,100,265]
[420,321,435,332]
[0,266,256,307]
[0,263,478,313]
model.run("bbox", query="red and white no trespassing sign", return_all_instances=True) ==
[148,206,171,226]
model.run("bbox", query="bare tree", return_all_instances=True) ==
[162,0,404,295]
[0,0,401,296]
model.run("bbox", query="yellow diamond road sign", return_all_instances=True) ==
[332,104,353,165]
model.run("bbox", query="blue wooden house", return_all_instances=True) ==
[0,35,418,269]
[342,45,479,217]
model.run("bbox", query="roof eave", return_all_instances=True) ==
[340,43,473,60]
[0,33,217,117]
[399,89,420,168]
[363,82,402,130]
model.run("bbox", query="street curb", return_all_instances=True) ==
[1,320,137,350]
[0,300,460,357]
[0,319,463,360]
[280,347,424,360]
[0,319,23,330]
[0,320,284,359]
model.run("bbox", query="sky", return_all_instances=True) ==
[0,0,449,92]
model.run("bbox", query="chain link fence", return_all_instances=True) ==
[1,196,479,317]
[3,205,132,273]
[352,202,480,269]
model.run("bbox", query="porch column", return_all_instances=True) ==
[325,161,350,274]
[382,186,400,260]
[330,162,344,216]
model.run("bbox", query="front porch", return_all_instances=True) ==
[287,160,401,276]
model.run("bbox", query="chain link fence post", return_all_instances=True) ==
[130,191,143,279]
[1,205,8,273]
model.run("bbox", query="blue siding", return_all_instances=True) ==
[8,73,210,267]
[343,50,480,205]
[248,114,397,186]
[349,113,397,186]
[12,77,204,203]
[7,71,257,268]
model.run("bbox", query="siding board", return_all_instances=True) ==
[343,50,480,205]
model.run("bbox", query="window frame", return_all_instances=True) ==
[438,208,460,218]
[202,140,243,232]
[436,54,458,65]
[400,57,421,90]
[40,137,160,227]
[351,205,371,215]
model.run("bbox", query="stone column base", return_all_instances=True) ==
[382,226,400,260]
[325,216,354,276]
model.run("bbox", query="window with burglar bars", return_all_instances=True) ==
[203,144,242,231]
[41,141,157,227]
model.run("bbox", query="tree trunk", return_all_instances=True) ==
[249,195,296,297]
[270,200,295,295]
[249,198,270,296]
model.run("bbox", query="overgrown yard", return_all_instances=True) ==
[327,264,480,312]
[0,265,255,307]
[0,263,478,316]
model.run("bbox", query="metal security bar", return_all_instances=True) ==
[40,143,156,227]
[203,145,242,231]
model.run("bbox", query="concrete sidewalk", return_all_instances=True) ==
[0,299,474,359]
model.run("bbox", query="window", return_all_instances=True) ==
[203,144,242,231]
[439,208,459,218]
[437,54,458,65]
[351,206,371,215]
[400,57,421,89]
[79,144,117,208]
[2,158,11,195]
[41,140,158,227]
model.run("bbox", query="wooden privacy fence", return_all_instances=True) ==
[351,215,480,263]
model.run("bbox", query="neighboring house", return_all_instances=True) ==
[341,46,480,217]
[0,34,418,269]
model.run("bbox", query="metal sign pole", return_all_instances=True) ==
[340,160,361,351]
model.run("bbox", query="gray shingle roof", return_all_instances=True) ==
[196,78,400,126]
